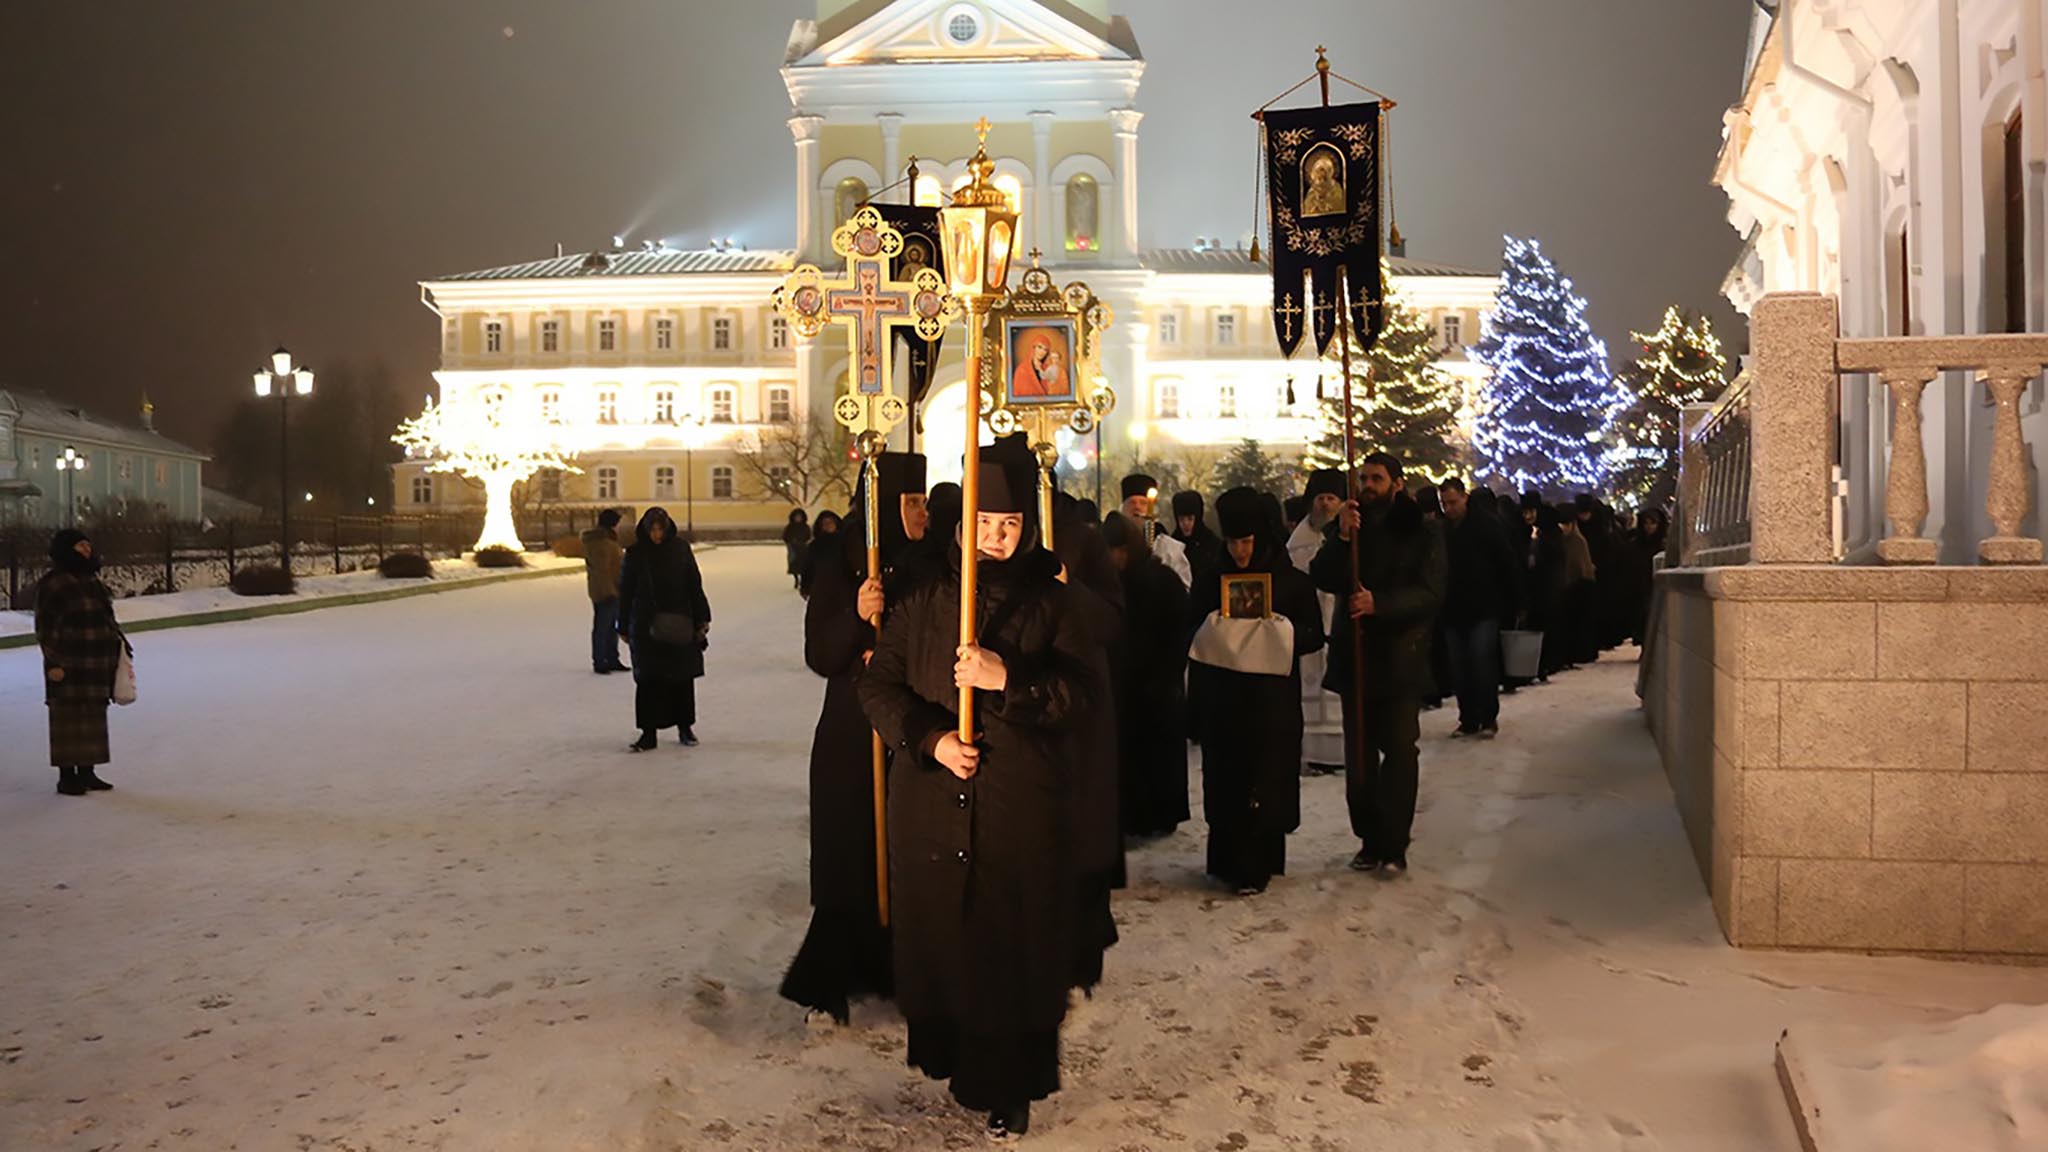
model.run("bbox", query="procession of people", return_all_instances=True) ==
[766,439,1667,1138]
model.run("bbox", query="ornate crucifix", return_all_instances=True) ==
[772,206,959,932]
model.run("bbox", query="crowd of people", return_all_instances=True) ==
[29,450,1666,1142]
[770,435,1669,1139]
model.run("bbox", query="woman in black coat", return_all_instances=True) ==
[778,453,927,1024]
[781,508,811,590]
[35,529,126,795]
[617,507,711,751]
[1102,511,1190,839]
[1188,488,1326,895]
[857,452,1107,1139]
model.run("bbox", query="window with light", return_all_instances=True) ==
[1157,381,1180,419]
[710,388,735,423]
[653,389,676,424]
[768,387,793,424]
[539,389,561,424]
[597,390,619,425]
[1065,174,1099,252]
[1218,383,1238,419]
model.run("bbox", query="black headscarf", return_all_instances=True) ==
[1215,486,1284,571]
[48,529,99,574]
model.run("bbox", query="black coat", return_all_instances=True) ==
[1174,525,1225,587]
[1117,551,1190,835]
[1442,509,1523,625]
[1188,547,1325,836]
[619,535,711,682]
[858,544,1105,1036]
[1053,520,1126,883]
[1311,495,1447,699]
[801,549,884,914]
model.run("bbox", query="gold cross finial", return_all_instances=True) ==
[1028,247,1043,267]
[975,117,991,145]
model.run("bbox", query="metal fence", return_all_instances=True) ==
[1,514,480,610]
[1676,372,1753,567]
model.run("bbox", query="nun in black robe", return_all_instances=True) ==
[1188,487,1326,895]
[778,452,927,1024]
[857,448,1108,1138]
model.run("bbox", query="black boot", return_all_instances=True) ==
[678,727,699,747]
[56,767,86,796]
[987,1103,1029,1138]
[629,730,658,752]
[80,767,113,792]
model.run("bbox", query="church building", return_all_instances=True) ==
[405,0,1497,532]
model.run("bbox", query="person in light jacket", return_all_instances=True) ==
[583,509,628,673]
[35,529,126,796]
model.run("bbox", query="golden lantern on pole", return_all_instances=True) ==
[938,117,1019,742]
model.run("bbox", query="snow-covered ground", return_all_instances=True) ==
[2,542,2043,1151]
[0,553,582,641]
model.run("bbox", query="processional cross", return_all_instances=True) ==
[773,206,961,932]
[775,205,956,440]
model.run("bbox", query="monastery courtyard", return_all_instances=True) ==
[4,545,2045,1151]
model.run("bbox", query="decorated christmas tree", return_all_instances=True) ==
[1605,306,1728,510]
[1304,265,1463,483]
[1470,236,1624,498]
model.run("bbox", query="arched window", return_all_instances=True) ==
[1065,173,1099,253]
[914,175,945,208]
[835,177,869,229]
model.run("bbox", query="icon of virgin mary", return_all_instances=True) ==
[1301,145,1346,218]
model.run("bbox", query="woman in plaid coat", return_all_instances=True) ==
[35,529,125,796]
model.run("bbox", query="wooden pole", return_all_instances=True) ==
[958,307,985,741]
[861,449,890,928]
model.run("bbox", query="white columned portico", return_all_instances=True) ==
[1031,111,1055,255]
[878,113,904,189]
[790,114,827,263]
[1109,108,1142,261]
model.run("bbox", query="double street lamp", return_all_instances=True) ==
[253,346,314,574]
[53,445,89,527]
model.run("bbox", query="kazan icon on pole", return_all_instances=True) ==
[1003,318,1078,404]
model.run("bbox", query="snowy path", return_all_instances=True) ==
[3,543,2044,1151]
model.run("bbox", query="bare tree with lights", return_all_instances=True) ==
[729,414,856,510]
[392,391,579,553]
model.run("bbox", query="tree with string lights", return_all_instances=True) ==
[392,390,579,553]
[1305,264,1463,483]
[1606,305,1729,510]
[1470,236,1624,498]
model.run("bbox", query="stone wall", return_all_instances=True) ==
[1647,565,2048,957]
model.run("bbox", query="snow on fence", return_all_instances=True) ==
[0,514,479,610]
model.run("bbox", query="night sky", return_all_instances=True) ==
[2,1,1751,451]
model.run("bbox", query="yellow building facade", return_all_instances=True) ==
[406,0,1498,532]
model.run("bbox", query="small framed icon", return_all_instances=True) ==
[1220,572,1273,620]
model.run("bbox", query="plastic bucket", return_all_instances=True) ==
[1501,629,1544,680]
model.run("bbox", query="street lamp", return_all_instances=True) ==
[937,117,1018,741]
[54,445,88,527]
[680,411,708,536]
[254,345,314,573]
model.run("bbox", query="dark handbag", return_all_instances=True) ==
[650,611,697,645]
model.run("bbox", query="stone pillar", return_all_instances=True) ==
[789,115,826,264]
[1676,403,1713,566]
[1980,367,2044,563]
[878,113,903,191]
[1876,368,1939,564]
[1749,292,1841,564]
[1109,109,1143,262]
[1030,111,1055,260]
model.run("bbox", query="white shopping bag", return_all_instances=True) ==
[112,646,137,706]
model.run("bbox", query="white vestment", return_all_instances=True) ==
[1287,516,1346,765]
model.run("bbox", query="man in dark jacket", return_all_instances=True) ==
[582,509,628,673]
[1312,452,1446,876]
[1102,511,1189,839]
[1438,479,1521,737]
[1169,490,1223,579]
